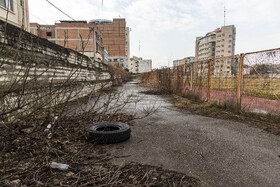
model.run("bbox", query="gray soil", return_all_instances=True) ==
[107,80,280,187]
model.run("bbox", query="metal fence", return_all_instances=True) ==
[142,48,280,114]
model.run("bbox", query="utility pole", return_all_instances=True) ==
[139,40,141,56]
[224,5,226,26]
[101,0,103,18]
[92,27,96,62]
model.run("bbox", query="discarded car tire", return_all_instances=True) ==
[85,122,131,144]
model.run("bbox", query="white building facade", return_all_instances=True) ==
[0,0,30,31]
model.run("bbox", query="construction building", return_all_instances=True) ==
[0,0,30,31]
[90,19,129,60]
[30,21,104,61]
[195,25,236,61]
[30,18,130,64]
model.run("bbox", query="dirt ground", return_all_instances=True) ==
[0,112,199,186]
[1,80,280,186]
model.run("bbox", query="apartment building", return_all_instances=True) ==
[30,20,104,61]
[185,56,195,64]
[130,56,142,73]
[173,60,179,67]
[173,56,195,66]
[0,0,30,31]
[195,25,236,61]
[195,25,236,77]
[129,56,152,74]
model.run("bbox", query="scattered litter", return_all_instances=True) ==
[50,162,69,170]
[66,172,74,177]
[21,127,34,134]
[44,116,58,131]
[47,133,53,139]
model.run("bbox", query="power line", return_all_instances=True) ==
[29,12,48,24]
[46,0,75,21]
[8,0,49,24]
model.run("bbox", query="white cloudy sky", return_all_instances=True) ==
[29,0,280,68]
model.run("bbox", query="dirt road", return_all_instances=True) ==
[108,81,280,186]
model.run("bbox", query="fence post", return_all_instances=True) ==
[176,66,180,91]
[157,69,160,88]
[180,65,183,92]
[190,63,193,91]
[168,68,171,90]
[237,54,244,110]
[207,59,212,102]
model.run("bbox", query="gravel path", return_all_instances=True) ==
[109,81,280,187]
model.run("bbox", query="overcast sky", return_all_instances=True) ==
[29,0,280,68]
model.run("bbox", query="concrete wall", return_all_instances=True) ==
[0,20,111,125]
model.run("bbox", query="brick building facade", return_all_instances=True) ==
[30,18,129,63]
[30,21,104,61]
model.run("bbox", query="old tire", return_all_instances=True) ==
[85,122,131,144]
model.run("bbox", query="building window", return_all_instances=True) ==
[222,39,224,41]
[221,44,224,47]
[229,34,232,37]
[228,45,231,48]
[228,51,231,53]
[0,0,13,11]
[229,40,232,42]
[46,32,52,37]
[222,34,225,36]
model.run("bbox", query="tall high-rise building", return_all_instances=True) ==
[195,25,236,61]
[173,56,195,66]
[90,19,128,58]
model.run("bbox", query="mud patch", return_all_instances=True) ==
[140,89,172,95]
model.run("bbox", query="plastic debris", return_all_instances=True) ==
[47,133,53,139]
[50,162,69,170]
[44,116,58,132]
[44,124,51,131]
